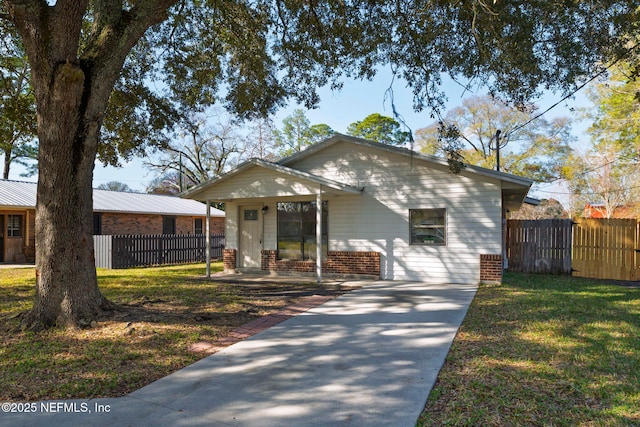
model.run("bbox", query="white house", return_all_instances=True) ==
[181,134,532,284]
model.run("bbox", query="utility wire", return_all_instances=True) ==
[535,182,640,197]
[542,155,637,185]
[507,42,640,137]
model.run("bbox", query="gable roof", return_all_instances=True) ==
[180,158,363,201]
[0,180,223,217]
[181,134,533,210]
[279,134,533,210]
[280,133,533,188]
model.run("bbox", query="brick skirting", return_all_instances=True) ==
[261,250,380,278]
[480,254,502,284]
[223,249,237,272]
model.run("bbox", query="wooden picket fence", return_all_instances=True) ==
[506,218,640,281]
[94,234,225,269]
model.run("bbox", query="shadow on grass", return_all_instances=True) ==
[0,262,354,401]
[419,273,640,427]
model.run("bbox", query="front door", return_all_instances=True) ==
[239,206,262,268]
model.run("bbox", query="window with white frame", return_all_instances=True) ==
[409,208,446,245]
[7,215,22,238]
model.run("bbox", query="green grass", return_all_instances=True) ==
[0,263,342,401]
[3,267,638,421]
[418,273,640,426]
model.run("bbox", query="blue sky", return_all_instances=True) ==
[8,68,592,198]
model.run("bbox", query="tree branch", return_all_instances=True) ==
[79,1,179,124]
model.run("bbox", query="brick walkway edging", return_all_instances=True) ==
[188,294,334,354]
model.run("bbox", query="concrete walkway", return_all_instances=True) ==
[2,280,477,427]
[0,263,34,269]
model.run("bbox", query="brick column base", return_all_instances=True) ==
[223,249,237,273]
[480,254,502,284]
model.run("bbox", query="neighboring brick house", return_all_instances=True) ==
[0,179,224,263]
[583,202,636,219]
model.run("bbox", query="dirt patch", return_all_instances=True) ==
[96,282,354,326]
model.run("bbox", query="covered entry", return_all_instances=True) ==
[180,158,363,281]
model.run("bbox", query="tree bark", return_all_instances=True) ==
[27,58,105,328]
[3,147,10,179]
[3,0,177,329]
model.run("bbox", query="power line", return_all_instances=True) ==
[425,42,640,169]
[535,181,640,197]
[507,42,640,136]
[541,155,636,185]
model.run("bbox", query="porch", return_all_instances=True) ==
[181,158,365,282]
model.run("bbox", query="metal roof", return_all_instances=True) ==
[0,180,36,208]
[0,179,224,217]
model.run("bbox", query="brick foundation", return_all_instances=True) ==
[223,249,237,272]
[261,250,380,278]
[480,254,503,284]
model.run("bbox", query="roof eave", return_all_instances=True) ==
[279,133,535,188]
[0,204,33,210]
[179,159,258,200]
[180,158,363,201]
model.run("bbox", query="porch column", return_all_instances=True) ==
[316,186,322,283]
[206,200,211,278]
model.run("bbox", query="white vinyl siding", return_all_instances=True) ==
[288,141,502,283]
[196,166,325,200]
[225,204,239,250]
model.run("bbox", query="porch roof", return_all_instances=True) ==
[180,158,364,202]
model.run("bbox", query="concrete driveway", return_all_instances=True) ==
[2,280,477,427]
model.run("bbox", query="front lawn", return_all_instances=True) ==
[0,263,349,401]
[418,273,640,426]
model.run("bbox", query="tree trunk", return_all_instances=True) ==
[3,147,10,179]
[4,1,178,329]
[24,60,107,329]
[4,1,104,329]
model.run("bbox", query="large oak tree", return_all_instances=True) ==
[1,1,637,329]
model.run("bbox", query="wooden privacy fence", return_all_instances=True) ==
[506,218,640,281]
[572,219,639,281]
[94,234,225,269]
[506,219,573,274]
